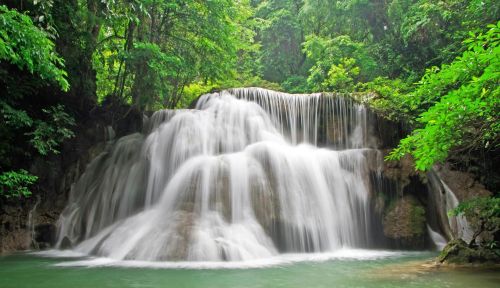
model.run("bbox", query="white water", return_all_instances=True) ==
[27,195,41,249]
[35,248,412,269]
[442,181,474,243]
[56,88,386,262]
[427,225,447,251]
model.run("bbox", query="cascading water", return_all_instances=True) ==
[442,181,474,243]
[427,225,447,250]
[56,88,387,262]
[27,195,41,249]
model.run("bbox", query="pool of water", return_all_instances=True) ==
[0,250,498,288]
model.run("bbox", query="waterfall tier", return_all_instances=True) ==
[56,88,386,261]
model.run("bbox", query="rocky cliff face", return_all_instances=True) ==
[0,104,143,254]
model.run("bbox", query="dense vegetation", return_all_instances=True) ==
[0,0,498,258]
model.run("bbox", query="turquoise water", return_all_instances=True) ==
[0,250,498,288]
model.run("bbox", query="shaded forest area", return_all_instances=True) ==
[0,0,499,258]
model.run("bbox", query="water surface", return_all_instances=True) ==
[1,250,498,288]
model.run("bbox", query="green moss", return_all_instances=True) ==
[439,239,500,264]
[409,205,425,236]
[383,196,426,246]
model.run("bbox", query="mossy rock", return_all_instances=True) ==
[383,196,426,247]
[438,239,500,264]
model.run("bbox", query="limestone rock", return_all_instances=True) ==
[383,196,426,248]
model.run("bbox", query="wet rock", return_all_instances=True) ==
[0,202,30,254]
[0,103,144,254]
[426,165,495,243]
[166,210,195,260]
[34,224,56,248]
[434,165,491,201]
[382,153,422,188]
[250,173,281,240]
[0,230,30,252]
[383,196,426,248]
[59,236,72,249]
[438,239,500,264]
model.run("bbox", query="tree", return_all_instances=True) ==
[302,34,377,91]
[0,5,68,90]
[90,0,254,110]
[256,0,305,83]
[0,5,74,199]
[387,22,500,171]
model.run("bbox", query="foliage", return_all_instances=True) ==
[450,196,500,248]
[282,0,498,83]
[256,1,304,83]
[178,82,218,108]
[0,5,68,91]
[322,57,360,92]
[387,22,500,170]
[27,105,76,155]
[355,77,412,121]
[1,100,34,129]
[0,0,499,205]
[178,76,283,108]
[0,4,75,161]
[281,76,309,93]
[89,0,255,110]
[0,170,38,198]
[0,5,77,201]
[126,42,183,109]
[396,0,498,69]
[303,35,377,92]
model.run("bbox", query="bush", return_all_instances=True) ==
[0,169,38,198]
[27,104,75,155]
[0,5,68,90]
[387,22,500,170]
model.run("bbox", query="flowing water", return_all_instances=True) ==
[56,88,388,262]
[442,181,474,243]
[27,195,41,249]
[426,226,447,251]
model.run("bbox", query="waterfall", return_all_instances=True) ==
[27,195,41,249]
[442,181,474,243]
[427,225,447,251]
[56,88,386,262]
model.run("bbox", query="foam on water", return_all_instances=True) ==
[32,249,89,258]
[50,249,413,269]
